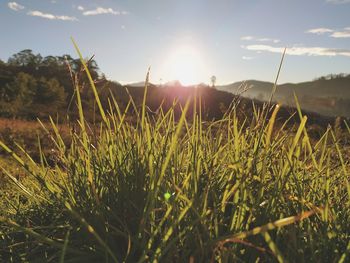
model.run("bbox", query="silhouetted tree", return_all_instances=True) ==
[211,75,216,88]
[8,49,42,69]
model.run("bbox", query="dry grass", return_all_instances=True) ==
[0,46,349,262]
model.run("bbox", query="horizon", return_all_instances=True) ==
[1,0,350,85]
[121,75,345,87]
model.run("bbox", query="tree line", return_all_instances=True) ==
[0,49,103,119]
[314,73,350,81]
[0,50,230,121]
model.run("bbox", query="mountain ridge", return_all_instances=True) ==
[125,75,350,117]
[217,76,350,117]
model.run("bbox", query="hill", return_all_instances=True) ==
[0,49,347,129]
[217,74,350,117]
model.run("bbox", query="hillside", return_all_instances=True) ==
[2,71,350,263]
[217,74,350,117]
[0,49,347,129]
[1,52,350,263]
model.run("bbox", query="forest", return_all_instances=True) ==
[0,49,101,119]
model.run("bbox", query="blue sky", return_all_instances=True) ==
[1,0,350,85]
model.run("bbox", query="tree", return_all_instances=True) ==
[35,77,66,109]
[0,50,103,119]
[0,60,14,86]
[8,49,42,68]
[210,75,216,88]
[0,72,37,116]
[41,56,58,67]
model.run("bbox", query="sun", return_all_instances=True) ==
[163,45,204,86]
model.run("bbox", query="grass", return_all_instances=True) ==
[0,44,350,262]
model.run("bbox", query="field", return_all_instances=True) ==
[1,57,350,263]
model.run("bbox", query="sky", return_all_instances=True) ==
[1,0,350,85]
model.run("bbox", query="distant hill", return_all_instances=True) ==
[217,74,350,117]
[126,81,151,87]
[103,81,339,135]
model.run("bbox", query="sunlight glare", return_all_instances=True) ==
[163,45,204,86]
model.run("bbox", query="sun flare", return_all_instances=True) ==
[163,45,204,86]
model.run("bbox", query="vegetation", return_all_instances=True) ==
[2,50,349,122]
[0,45,350,262]
[0,49,102,119]
[217,74,350,118]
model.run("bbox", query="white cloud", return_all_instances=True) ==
[331,30,350,38]
[241,36,280,43]
[242,56,254,60]
[326,0,350,4]
[307,26,350,38]
[27,10,78,21]
[82,7,129,16]
[243,44,350,57]
[244,45,284,54]
[241,36,254,41]
[121,25,126,30]
[258,38,280,43]
[77,6,84,11]
[306,28,334,35]
[8,2,24,11]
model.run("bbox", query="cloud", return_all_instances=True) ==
[27,10,78,21]
[306,28,334,35]
[241,36,254,41]
[331,30,350,38]
[82,7,129,16]
[243,44,350,57]
[241,36,280,43]
[242,56,254,60]
[77,6,84,11]
[8,2,25,11]
[258,38,281,43]
[307,26,350,38]
[326,0,350,4]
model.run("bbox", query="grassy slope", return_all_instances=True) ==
[0,93,350,262]
[0,50,349,262]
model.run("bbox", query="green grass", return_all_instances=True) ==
[0,44,350,262]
